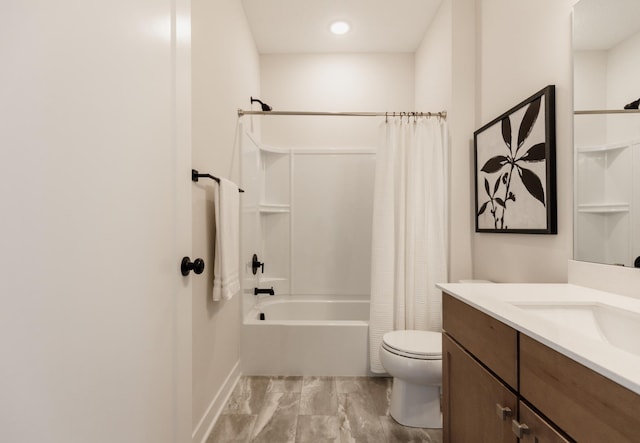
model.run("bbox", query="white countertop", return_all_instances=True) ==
[437,283,640,395]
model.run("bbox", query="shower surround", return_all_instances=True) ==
[240,126,375,375]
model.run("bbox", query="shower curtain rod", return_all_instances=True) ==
[237,109,447,119]
[574,109,640,115]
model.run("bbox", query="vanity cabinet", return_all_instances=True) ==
[443,334,517,442]
[443,294,519,443]
[443,293,569,443]
[516,402,568,443]
[443,292,640,443]
[442,293,517,387]
[520,334,640,442]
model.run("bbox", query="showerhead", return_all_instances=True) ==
[250,96,272,112]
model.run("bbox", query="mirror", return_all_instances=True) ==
[573,0,640,268]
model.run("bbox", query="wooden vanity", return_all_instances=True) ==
[442,292,640,442]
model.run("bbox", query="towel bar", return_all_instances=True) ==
[191,169,244,193]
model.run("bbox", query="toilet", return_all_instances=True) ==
[379,330,442,428]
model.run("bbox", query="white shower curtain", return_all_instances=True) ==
[369,116,449,373]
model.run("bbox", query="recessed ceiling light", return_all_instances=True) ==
[330,21,350,35]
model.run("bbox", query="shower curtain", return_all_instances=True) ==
[369,116,449,373]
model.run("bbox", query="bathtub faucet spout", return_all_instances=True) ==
[254,287,275,296]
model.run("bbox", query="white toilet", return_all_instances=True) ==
[379,330,442,428]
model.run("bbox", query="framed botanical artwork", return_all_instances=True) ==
[474,85,557,234]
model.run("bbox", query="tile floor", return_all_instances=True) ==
[208,376,443,443]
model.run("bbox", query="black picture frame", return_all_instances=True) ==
[474,85,557,234]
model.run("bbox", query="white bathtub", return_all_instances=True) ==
[241,296,371,376]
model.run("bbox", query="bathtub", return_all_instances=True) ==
[240,296,371,376]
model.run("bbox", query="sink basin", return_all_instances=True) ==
[512,303,640,357]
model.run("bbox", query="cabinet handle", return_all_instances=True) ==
[495,403,512,420]
[512,420,530,438]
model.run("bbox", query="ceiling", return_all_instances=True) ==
[573,0,640,50]
[240,0,444,54]
[240,0,640,54]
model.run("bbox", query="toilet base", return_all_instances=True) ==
[389,378,442,428]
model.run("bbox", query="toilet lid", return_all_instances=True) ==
[382,330,442,359]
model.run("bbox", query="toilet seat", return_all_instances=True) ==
[382,330,442,360]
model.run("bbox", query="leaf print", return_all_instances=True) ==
[481,155,508,174]
[501,117,512,151]
[519,143,546,162]
[493,176,501,194]
[519,166,545,205]
[517,97,541,149]
[495,197,506,208]
[484,178,491,197]
[477,201,489,216]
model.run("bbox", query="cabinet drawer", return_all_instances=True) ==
[442,293,518,389]
[443,334,517,443]
[520,334,640,442]
[517,401,569,443]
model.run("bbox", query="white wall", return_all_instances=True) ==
[606,31,640,109]
[415,0,476,283]
[472,0,575,282]
[191,0,260,439]
[606,31,640,141]
[415,0,452,112]
[252,53,414,298]
[291,150,375,295]
[260,53,415,148]
[574,30,640,145]
[573,51,607,147]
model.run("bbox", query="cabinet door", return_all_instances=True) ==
[443,334,517,443]
[515,402,570,443]
[443,293,518,389]
[520,334,640,442]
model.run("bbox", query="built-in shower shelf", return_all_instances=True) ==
[577,203,630,213]
[244,130,289,155]
[259,144,290,155]
[577,139,638,153]
[259,203,290,214]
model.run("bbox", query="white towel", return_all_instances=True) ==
[212,178,241,301]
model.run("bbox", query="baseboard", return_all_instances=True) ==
[192,360,242,443]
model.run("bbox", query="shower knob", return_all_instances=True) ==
[181,257,205,276]
[252,254,264,275]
